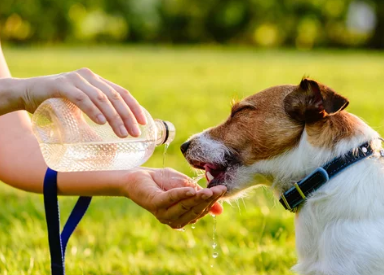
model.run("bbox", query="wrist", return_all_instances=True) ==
[117,168,146,199]
[0,77,26,115]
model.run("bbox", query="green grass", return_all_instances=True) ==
[1,46,384,275]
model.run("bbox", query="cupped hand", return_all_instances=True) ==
[122,168,226,229]
[19,68,146,137]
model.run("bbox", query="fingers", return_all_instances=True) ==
[151,168,203,190]
[201,185,226,217]
[155,187,196,209]
[80,76,140,137]
[162,186,226,228]
[130,168,226,230]
[57,84,107,125]
[210,201,224,215]
[57,68,145,138]
[183,185,226,219]
[100,76,147,125]
[189,201,224,224]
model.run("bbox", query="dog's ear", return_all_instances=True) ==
[284,78,349,123]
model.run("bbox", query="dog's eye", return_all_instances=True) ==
[231,105,256,118]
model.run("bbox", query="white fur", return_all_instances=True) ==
[239,116,384,275]
[187,132,232,166]
[192,115,384,274]
[293,157,384,275]
[186,131,253,196]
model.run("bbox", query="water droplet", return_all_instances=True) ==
[191,223,196,229]
[175,227,185,232]
[211,214,216,218]
[212,215,217,245]
[161,144,169,190]
[211,215,219,260]
[191,175,204,190]
[192,175,203,183]
[163,144,169,162]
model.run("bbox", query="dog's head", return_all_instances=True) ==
[181,77,353,198]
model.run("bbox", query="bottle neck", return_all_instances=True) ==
[154,120,175,146]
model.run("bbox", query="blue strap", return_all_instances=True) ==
[43,168,92,275]
[61,196,92,255]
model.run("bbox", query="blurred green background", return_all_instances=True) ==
[1,0,384,49]
[1,1,384,275]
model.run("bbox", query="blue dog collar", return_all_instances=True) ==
[279,140,382,212]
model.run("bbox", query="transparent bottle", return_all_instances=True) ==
[32,98,175,172]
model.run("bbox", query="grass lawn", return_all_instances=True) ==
[1,46,384,275]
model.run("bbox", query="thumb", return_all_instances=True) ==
[209,202,224,215]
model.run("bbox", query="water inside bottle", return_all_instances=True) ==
[40,140,154,172]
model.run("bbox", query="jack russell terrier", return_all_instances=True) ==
[181,78,384,275]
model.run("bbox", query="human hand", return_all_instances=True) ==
[0,68,146,137]
[122,168,227,229]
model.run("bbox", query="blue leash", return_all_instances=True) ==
[43,168,92,275]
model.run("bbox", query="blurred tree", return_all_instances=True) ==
[0,0,75,43]
[0,0,380,49]
[368,1,384,49]
[203,0,252,43]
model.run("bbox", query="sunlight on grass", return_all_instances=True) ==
[1,46,384,274]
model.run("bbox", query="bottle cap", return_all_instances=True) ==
[162,121,176,145]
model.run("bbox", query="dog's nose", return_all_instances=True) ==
[180,141,191,154]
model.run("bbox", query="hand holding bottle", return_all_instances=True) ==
[0,68,146,137]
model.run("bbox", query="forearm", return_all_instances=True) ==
[0,42,10,78]
[0,77,26,115]
[57,170,128,196]
[0,111,128,196]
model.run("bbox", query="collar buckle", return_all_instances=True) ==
[280,192,293,212]
[279,168,329,212]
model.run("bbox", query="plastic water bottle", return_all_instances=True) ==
[32,98,175,172]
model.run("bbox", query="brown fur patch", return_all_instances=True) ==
[208,85,304,165]
[207,79,354,165]
[306,111,361,148]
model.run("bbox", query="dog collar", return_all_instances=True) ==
[279,140,384,212]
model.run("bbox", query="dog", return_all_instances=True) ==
[181,77,384,275]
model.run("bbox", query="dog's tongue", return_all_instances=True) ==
[204,164,222,177]
[204,164,225,184]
